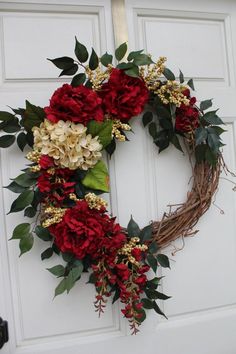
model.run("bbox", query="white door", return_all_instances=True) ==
[0,0,236,353]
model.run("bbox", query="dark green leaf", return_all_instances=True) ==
[10,223,30,240]
[154,131,170,152]
[35,225,52,241]
[4,181,26,193]
[124,65,139,78]
[115,42,127,61]
[13,173,36,187]
[47,265,65,277]
[87,120,113,148]
[148,122,157,139]
[89,48,99,70]
[2,118,21,133]
[87,272,96,284]
[153,301,168,319]
[62,252,74,263]
[135,308,146,323]
[0,111,15,121]
[24,206,37,218]
[66,262,83,293]
[0,135,15,148]
[100,52,113,66]
[26,131,34,147]
[8,190,34,213]
[157,254,170,268]
[127,50,144,61]
[163,67,175,80]
[208,126,226,135]
[142,111,153,127]
[195,127,207,145]
[54,278,67,297]
[133,54,153,66]
[59,63,78,77]
[187,78,195,90]
[21,101,45,132]
[171,135,183,152]
[141,298,153,309]
[105,138,116,157]
[156,105,172,120]
[41,247,53,260]
[116,62,134,70]
[179,70,184,84]
[207,133,221,153]
[147,254,158,273]
[202,110,223,125]
[74,37,89,63]
[17,132,27,151]
[140,224,153,243]
[127,216,140,238]
[195,144,207,163]
[155,291,171,300]
[19,233,34,256]
[112,288,120,304]
[146,277,160,289]
[71,73,86,87]
[47,56,74,70]
[148,242,158,254]
[200,99,212,111]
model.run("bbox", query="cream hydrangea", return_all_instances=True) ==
[32,119,102,170]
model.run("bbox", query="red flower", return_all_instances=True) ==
[134,274,147,286]
[39,155,54,169]
[44,84,104,124]
[49,200,126,260]
[116,263,130,281]
[99,68,149,121]
[131,247,142,261]
[175,91,199,133]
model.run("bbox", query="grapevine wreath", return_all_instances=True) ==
[0,39,226,334]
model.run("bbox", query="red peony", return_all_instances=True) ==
[175,90,199,132]
[49,200,126,260]
[39,155,54,169]
[44,84,104,124]
[99,68,149,121]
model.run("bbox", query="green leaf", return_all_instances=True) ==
[153,301,168,319]
[74,37,89,63]
[47,56,74,70]
[140,224,153,243]
[154,131,170,153]
[187,78,195,90]
[136,308,146,323]
[66,262,83,293]
[54,278,67,297]
[207,133,221,154]
[4,181,26,193]
[89,48,99,70]
[87,120,113,148]
[124,65,139,78]
[41,247,53,260]
[10,223,31,240]
[156,105,172,120]
[24,206,37,218]
[127,50,144,61]
[19,233,34,256]
[112,288,120,304]
[202,110,223,125]
[100,52,113,67]
[62,252,74,263]
[141,298,154,309]
[21,101,45,132]
[200,99,213,111]
[208,126,226,135]
[195,144,207,163]
[148,122,157,139]
[82,160,109,192]
[133,54,153,66]
[157,254,170,268]
[148,242,158,254]
[59,64,78,77]
[155,291,171,300]
[179,70,184,84]
[47,265,65,277]
[0,135,15,148]
[205,147,217,166]
[13,173,36,187]
[0,111,15,121]
[147,254,158,273]
[35,225,52,241]
[87,272,96,284]
[17,132,27,151]
[71,73,86,87]
[142,112,153,127]
[146,277,160,289]
[8,190,34,213]
[115,42,127,61]
[195,127,207,145]
[116,62,134,70]
[127,216,140,238]
[163,67,175,81]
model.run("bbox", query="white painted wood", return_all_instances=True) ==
[0,0,236,353]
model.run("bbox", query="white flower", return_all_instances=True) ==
[32,120,102,170]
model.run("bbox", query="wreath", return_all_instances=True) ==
[0,39,225,334]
